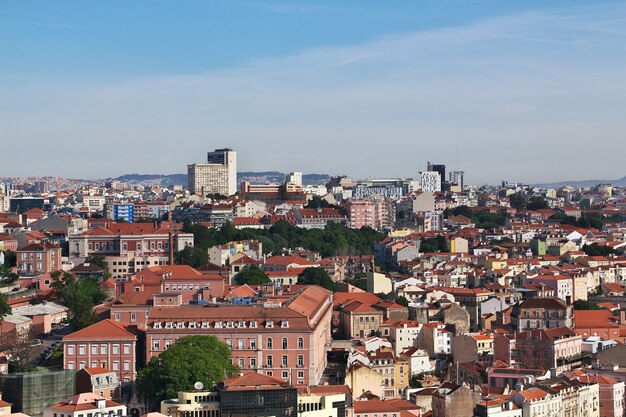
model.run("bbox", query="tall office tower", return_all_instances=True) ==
[426,162,446,184]
[188,148,237,196]
[449,171,465,190]
[420,171,442,192]
[287,171,303,187]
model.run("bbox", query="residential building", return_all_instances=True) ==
[511,298,574,331]
[75,368,120,400]
[43,393,126,417]
[145,286,333,386]
[62,319,137,383]
[16,242,61,276]
[420,172,441,193]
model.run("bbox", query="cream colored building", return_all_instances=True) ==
[161,390,221,417]
[367,272,392,295]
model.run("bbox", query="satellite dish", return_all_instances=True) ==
[194,381,204,390]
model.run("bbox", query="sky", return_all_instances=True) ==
[1,0,626,185]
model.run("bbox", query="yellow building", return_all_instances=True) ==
[161,390,221,417]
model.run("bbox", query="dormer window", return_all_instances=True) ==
[266,321,274,328]
[238,321,246,328]
[201,322,209,328]
[226,321,234,328]
[165,322,173,329]
[177,321,185,329]
[281,320,289,328]
[189,322,196,329]
[250,321,257,328]
[153,322,162,329]
[214,322,222,329]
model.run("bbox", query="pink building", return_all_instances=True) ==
[16,242,61,276]
[567,371,625,417]
[63,319,137,383]
[345,200,375,230]
[120,265,227,303]
[144,286,333,386]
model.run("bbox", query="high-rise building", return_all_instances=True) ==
[427,162,446,184]
[287,171,302,187]
[420,171,442,192]
[188,148,237,196]
[449,171,465,190]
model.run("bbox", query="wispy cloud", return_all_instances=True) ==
[2,2,626,183]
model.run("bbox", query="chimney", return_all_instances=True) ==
[169,230,174,266]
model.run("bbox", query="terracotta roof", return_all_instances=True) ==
[63,319,136,341]
[18,242,60,251]
[264,256,318,266]
[218,371,291,391]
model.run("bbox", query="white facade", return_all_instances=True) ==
[188,148,237,196]
[420,171,442,192]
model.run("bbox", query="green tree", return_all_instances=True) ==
[573,300,605,310]
[174,246,209,268]
[84,255,112,279]
[0,293,11,319]
[136,335,238,408]
[582,243,617,257]
[420,235,448,253]
[509,192,528,211]
[50,271,106,329]
[527,196,549,211]
[297,267,335,291]
[344,272,368,291]
[234,265,271,285]
[395,296,409,307]
[2,251,16,267]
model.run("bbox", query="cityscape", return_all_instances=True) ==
[2,2,626,417]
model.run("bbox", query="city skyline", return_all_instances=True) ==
[2,1,626,183]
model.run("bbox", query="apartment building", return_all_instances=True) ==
[145,286,333,386]
[63,320,137,383]
[16,242,61,276]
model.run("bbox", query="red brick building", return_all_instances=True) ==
[63,319,137,383]
[144,286,333,386]
[16,242,61,276]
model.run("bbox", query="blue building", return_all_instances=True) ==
[112,203,135,223]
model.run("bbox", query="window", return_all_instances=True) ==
[266,355,273,367]
[100,344,107,354]
[123,361,130,371]
[298,337,304,349]
[68,361,75,370]
[112,361,119,371]
[112,344,120,355]
[131,313,136,322]
[297,371,304,379]
[282,371,289,379]
[226,339,233,349]
[68,345,75,355]
[298,355,304,367]
[238,358,245,368]
[238,339,245,350]
[282,338,288,350]
[267,338,273,349]
[282,355,288,367]
[91,345,98,355]
[250,339,257,350]
[79,362,86,369]
[153,340,160,350]
[79,345,86,355]
[114,313,120,321]
[266,320,273,328]
[250,321,257,328]
[250,358,257,368]
[124,344,131,354]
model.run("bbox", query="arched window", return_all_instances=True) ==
[297,337,304,349]
[266,337,273,349]
[282,337,288,350]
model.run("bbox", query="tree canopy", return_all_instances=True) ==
[582,243,618,257]
[174,246,209,268]
[297,267,335,291]
[183,220,383,258]
[234,265,271,285]
[136,335,238,408]
[0,293,11,319]
[420,236,448,253]
[50,271,106,329]
[573,300,606,310]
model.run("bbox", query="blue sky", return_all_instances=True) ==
[1,1,626,184]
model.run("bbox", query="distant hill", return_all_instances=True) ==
[535,176,626,188]
[113,172,330,186]
[114,173,187,186]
